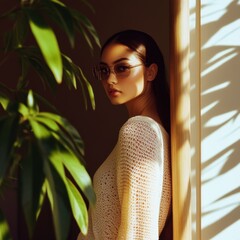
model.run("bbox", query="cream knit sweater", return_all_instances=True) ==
[78,116,171,240]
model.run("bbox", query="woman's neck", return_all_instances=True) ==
[126,93,162,124]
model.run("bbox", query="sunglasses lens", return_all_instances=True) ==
[100,65,110,80]
[114,64,131,77]
[93,65,109,81]
[93,63,142,81]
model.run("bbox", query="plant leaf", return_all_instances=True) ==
[45,149,71,240]
[49,0,75,47]
[29,120,70,240]
[61,55,77,89]
[78,66,95,110]
[71,9,100,49]
[37,112,85,157]
[20,138,45,237]
[36,180,47,219]
[31,116,94,204]
[27,89,35,110]
[0,114,19,185]
[60,149,95,205]
[18,46,58,91]
[44,160,70,240]
[14,10,28,48]
[66,179,88,235]
[61,54,96,110]
[46,138,91,235]
[34,116,84,166]
[27,10,63,83]
[0,92,9,111]
[0,208,11,240]
[18,54,30,89]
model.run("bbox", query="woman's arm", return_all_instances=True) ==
[116,119,164,239]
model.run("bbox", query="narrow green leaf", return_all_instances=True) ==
[18,55,30,90]
[78,25,94,51]
[37,112,85,156]
[71,10,100,48]
[72,0,95,13]
[35,116,59,132]
[35,115,84,165]
[18,46,58,91]
[60,151,95,205]
[0,5,17,18]
[50,0,65,7]
[14,11,28,48]
[18,102,29,117]
[66,179,88,235]
[61,54,96,110]
[0,93,9,110]
[29,120,71,240]
[44,157,70,240]
[29,118,50,139]
[27,10,63,83]
[50,1,75,47]
[62,55,77,89]
[20,141,34,237]
[43,134,94,204]
[78,78,88,110]
[27,89,34,109]
[27,90,39,114]
[20,139,45,237]
[36,180,47,219]
[0,209,11,240]
[48,142,91,235]
[0,114,19,185]
[78,67,95,110]
[46,180,53,208]
[64,68,77,89]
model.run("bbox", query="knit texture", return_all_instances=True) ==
[78,116,171,240]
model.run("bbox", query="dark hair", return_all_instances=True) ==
[101,29,170,133]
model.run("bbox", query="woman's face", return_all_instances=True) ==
[99,43,148,105]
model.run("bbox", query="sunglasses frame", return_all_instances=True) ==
[93,63,144,81]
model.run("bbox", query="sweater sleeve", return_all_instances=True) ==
[116,119,164,239]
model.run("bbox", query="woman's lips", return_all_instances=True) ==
[108,89,121,97]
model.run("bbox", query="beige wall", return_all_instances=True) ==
[190,1,240,239]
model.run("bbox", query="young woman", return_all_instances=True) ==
[78,29,172,240]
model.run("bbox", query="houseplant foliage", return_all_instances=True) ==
[0,0,100,239]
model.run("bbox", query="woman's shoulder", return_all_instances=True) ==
[119,115,168,141]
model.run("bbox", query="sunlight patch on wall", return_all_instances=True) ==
[201,100,219,115]
[204,110,237,127]
[200,0,240,239]
[213,219,240,240]
[201,82,230,95]
[201,0,233,25]
[207,48,235,63]
[201,113,240,162]
[203,19,240,48]
[201,52,237,77]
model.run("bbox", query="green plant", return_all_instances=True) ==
[0,0,100,239]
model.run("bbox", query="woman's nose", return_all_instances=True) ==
[106,72,118,85]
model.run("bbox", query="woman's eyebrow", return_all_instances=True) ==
[100,58,130,65]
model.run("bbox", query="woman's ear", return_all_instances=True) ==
[146,63,158,81]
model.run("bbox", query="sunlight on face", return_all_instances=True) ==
[100,43,147,105]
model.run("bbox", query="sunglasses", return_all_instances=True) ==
[93,62,144,81]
